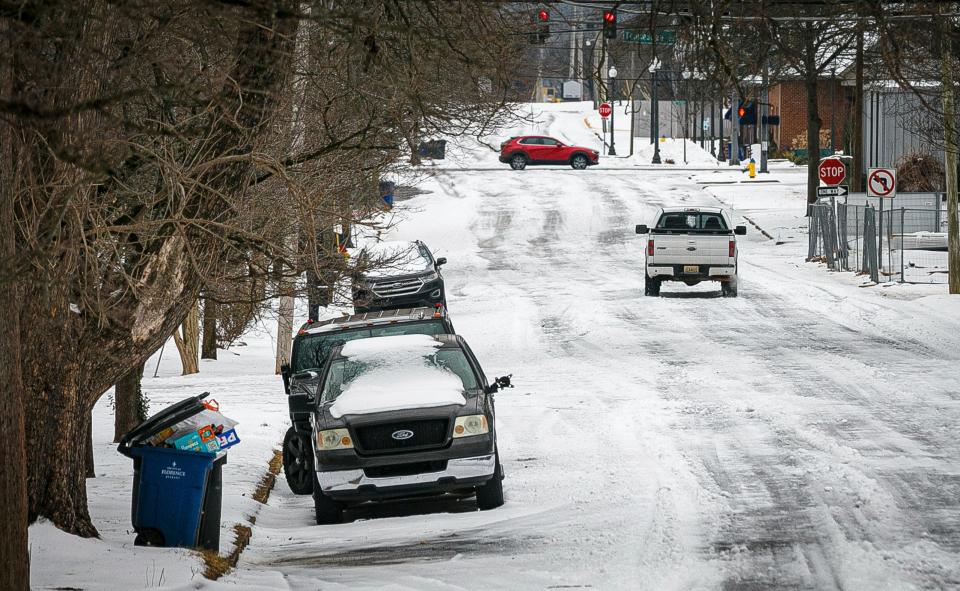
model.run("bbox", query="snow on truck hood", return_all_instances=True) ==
[329,334,466,419]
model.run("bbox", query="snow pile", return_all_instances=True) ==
[330,334,465,418]
[634,138,721,166]
[352,241,432,278]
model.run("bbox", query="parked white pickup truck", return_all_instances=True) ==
[635,207,746,297]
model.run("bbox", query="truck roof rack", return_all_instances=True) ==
[296,306,447,336]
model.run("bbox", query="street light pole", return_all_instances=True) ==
[650,59,661,164]
[682,70,690,164]
[609,65,618,156]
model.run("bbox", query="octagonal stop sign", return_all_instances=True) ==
[818,157,846,186]
[598,103,612,118]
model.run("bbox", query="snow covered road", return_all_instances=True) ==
[225,164,960,590]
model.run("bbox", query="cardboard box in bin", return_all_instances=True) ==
[172,425,220,453]
[217,429,240,450]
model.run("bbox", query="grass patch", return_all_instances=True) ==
[254,449,283,504]
[201,448,283,580]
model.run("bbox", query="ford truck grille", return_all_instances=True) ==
[353,419,449,454]
[370,277,423,297]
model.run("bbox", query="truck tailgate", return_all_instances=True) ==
[649,233,732,266]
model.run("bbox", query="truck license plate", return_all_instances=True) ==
[683,265,699,274]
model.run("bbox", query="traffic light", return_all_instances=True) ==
[737,101,757,125]
[603,9,617,39]
[530,9,550,44]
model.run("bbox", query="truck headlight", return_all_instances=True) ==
[453,415,489,438]
[317,428,353,450]
[421,271,439,283]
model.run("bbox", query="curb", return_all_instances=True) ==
[201,448,283,580]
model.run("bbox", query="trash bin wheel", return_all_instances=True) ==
[283,426,315,495]
[134,528,165,547]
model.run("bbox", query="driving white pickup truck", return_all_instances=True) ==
[635,207,746,297]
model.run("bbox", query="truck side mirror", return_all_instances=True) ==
[280,363,291,394]
[435,257,447,266]
[635,224,649,234]
[288,390,316,413]
[734,225,747,235]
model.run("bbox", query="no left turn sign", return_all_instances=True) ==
[867,168,897,198]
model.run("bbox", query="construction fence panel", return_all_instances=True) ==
[882,208,947,284]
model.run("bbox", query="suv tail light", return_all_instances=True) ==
[647,239,654,256]
[728,240,736,257]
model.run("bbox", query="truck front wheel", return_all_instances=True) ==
[476,453,504,510]
[313,483,344,525]
[644,275,661,297]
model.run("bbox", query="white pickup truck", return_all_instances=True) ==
[635,207,746,297]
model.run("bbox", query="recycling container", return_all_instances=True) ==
[118,393,227,551]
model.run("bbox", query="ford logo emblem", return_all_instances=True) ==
[391,429,414,441]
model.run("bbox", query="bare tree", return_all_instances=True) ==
[0,3,526,582]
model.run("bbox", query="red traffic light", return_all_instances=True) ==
[738,107,746,117]
[538,9,549,21]
[603,10,616,23]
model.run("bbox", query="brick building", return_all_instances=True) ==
[767,79,853,153]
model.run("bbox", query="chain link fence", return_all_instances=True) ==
[811,193,948,284]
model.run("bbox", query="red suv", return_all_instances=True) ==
[499,136,599,170]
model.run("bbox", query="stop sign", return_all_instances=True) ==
[818,157,846,186]
[598,103,612,118]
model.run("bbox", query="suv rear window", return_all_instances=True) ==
[293,321,447,372]
[656,212,728,231]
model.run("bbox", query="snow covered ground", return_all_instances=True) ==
[32,102,960,590]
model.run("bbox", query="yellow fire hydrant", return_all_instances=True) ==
[748,158,756,179]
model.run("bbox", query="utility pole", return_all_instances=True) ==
[609,65,618,156]
[852,22,865,191]
[830,68,837,155]
[730,85,740,166]
[711,96,717,157]
[760,60,769,173]
[941,14,960,293]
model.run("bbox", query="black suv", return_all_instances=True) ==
[288,333,511,524]
[280,307,456,494]
[351,240,447,312]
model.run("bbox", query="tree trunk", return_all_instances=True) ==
[172,301,200,375]
[201,297,218,360]
[24,363,98,538]
[114,361,146,442]
[941,17,960,294]
[275,272,295,374]
[0,30,30,580]
[275,6,311,373]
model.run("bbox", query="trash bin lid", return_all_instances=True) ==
[117,393,209,458]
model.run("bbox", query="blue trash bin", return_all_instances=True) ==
[129,446,225,549]
[119,394,227,551]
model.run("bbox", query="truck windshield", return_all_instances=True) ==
[656,212,728,232]
[320,348,479,403]
[293,321,447,372]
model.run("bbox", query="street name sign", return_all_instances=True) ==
[817,185,848,198]
[867,168,897,198]
[622,30,676,45]
[818,157,846,186]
